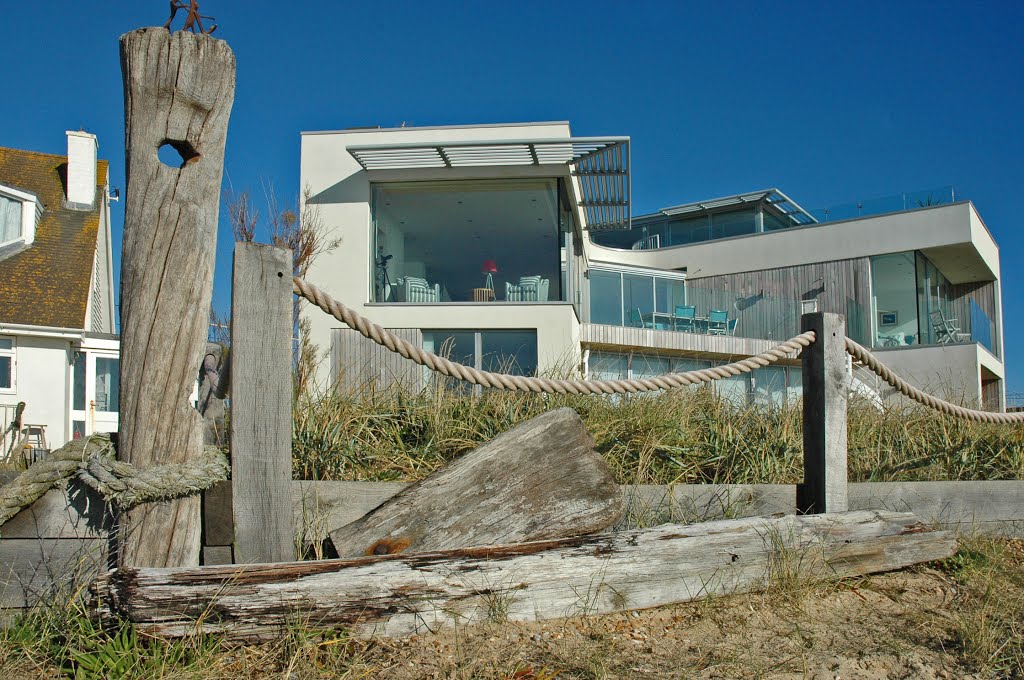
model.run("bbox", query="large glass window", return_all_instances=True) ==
[95,357,120,412]
[589,270,623,325]
[622,275,654,328]
[870,252,920,347]
[371,180,563,303]
[711,208,756,240]
[0,337,13,390]
[422,330,537,377]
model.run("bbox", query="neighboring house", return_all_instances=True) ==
[0,132,118,458]
[299,121,1005,411]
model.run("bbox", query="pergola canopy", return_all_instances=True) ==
[658,189,816,226]
[347,137,630,231]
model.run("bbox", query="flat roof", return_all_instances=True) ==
[347,137,632,231]
[301,121,571,136]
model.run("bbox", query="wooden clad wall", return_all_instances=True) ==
[689,257,872,343]
[949,280,1000,358]
[331,328,425,395]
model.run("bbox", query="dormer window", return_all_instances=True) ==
[0,184,41,247]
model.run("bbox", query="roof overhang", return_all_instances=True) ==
[347,137,630,231]
[656,189,816,227]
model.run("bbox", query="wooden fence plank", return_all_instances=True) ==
[1,539,106,609]
[0,482,111,540]
[230,243,294,564]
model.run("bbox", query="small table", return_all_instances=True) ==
[472,287,495,302]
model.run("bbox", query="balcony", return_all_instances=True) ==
[589,267,803,344]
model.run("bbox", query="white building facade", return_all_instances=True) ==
[299,122,1005,411]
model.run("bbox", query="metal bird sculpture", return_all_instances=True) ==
[164,0,217,34]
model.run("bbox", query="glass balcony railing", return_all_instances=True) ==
[808,186,957,223]
[589,271,804,344]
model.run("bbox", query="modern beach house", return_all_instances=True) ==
[300,121,1005,410]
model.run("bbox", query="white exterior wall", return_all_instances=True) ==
[0,334,71,449]
[871,342,1004,406]
[299,123,577,384]
[587,202,999,284]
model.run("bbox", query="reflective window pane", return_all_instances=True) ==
[95,357,119,412]
[73,353,86,411]
[870,251,919,347]
[589,351,627,380]
[481,331,537,376]
[622,274,654,328]
[0,356,10,390]
[589,270,622,325]
[371,179,561,303]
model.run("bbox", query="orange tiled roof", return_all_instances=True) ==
[0,147,107,329]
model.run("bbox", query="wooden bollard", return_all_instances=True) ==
[797,312,849,514]
[118,28,235,568]
[230,243,294,564]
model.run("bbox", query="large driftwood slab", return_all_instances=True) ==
[96,510,955,640]
[118,28,235,567]
[328,408,623,557]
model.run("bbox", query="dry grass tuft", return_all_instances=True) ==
[293,384,1024,485]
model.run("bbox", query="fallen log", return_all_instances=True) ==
[328,407,623,557]
[94,510,956,640]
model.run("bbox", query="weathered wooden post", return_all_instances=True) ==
[797,312,849,514]
[118,28,235,567]
[230,243,295,563]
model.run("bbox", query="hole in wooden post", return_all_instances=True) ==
[277,272,284,278]
[157,139,201,169]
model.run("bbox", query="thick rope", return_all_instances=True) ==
[846,338,1024,424]
[0,435,229,528]
[292,276,814,395]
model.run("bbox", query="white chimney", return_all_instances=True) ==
[66,130,98,209]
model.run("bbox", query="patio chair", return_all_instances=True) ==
[673,305,696,332]
[929,310,968,344]
[630,308,655,329]
[707,309,729,335]
[400,276,440,302]
[505,276,550,302]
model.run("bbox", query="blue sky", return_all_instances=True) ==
[3,1,1022,394]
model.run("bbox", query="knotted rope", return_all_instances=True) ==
[0,435,229,529]
[292,276,814,395]
[846,338,1024,424]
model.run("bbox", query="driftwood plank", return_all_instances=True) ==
[230,243,294,564]
[96,510,955,640]
[118,27,235,567]
[329,408,624,557]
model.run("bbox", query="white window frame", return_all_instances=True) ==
[0,184,42,248]
[0,336,15,393]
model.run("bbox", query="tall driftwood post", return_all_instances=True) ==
[118,28,235,567]
[797,312,849,514]
[230,243,295,563]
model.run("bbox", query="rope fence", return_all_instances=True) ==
[293,275,1021,424]
[293,276,814,395]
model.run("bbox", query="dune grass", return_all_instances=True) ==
[292,384,1024,484]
